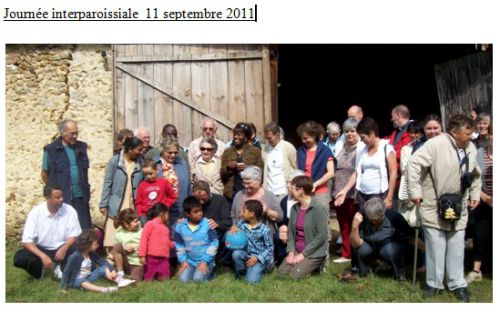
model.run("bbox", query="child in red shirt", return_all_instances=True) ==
[136,159,177,225]
[138,203,175,281]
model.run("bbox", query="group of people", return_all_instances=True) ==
[13,104,492,302]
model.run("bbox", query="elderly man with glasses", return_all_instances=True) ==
[188,117,227,165]
[41,119,91,229]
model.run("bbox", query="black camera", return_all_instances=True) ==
[461,172,473,191]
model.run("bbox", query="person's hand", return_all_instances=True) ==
[285,252,295,265]
[178,262,189,275]
[177,217,185,224]
[352,212,363,228]
[469,199,480,209]
[41,254,54,269]
[484,195,493,207]
[312,183,317,193]
[124,244,135,253]
[294,253,305,264]
[236,162,245,171]
[410,197,422,207]
[228,225,239,233]
[99,207,108,216]
[55,245,68,261]
[334,190,346,207]
[139,256,146,266]
[227,161,237,169]
[278,225,288,243]
[383,197,393,208]
[197,262,209,274]
[246,256,258,267]
[207,219,219,230]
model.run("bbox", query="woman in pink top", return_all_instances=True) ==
[138,203,174,281]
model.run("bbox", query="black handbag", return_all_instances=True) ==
[437,193,462,221]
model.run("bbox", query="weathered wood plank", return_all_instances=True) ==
[113,45,126,148]
[245,56,265,137]
[153,44,174,146]
[172,45,193,147]
[208,44,230,143]
[261,45,272,125]
[227,44,247,140]
[124,44,141,131]
[190,45,211,142]
[116,51,263,63]
[138,45,155,143]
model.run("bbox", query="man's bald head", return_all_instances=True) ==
[347,105,364,122]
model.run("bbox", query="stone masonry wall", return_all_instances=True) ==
[5,44,113,239]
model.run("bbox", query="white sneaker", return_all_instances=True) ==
[53,265,62,279]
[117,279,136,288]
[466,271,482,283]
[333,257,351,264]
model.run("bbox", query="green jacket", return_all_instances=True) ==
[286,198,328,258]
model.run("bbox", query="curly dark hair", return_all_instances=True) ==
[114,208,138,228]
[76,229,99,252]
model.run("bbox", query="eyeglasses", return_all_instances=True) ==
[202,127,215,132]
[200,147,214,151]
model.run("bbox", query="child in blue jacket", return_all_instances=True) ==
[174,196,219,282]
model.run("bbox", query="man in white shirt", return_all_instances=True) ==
[14,184,81,279]
[188,117,227,165]
[262,122,297,198]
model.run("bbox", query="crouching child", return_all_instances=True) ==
[174,196,219,282]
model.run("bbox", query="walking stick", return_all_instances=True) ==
[412,227,419,288]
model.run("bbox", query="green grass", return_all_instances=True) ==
[5,241,493,303]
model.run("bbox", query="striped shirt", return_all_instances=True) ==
[483,151,493,196]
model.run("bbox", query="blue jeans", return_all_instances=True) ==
[178,263,215,283]
[352,241,404,279]
[73,265,108,289]
[232,250,269,284]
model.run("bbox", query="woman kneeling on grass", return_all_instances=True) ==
[61,229,135,293]
[278,175,328,279]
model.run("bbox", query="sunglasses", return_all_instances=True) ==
[202,127,215,131]
[200,147,214,151]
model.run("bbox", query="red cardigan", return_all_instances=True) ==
[138,217,174,258]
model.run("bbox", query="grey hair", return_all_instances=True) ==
[364,197,386,221]
[326,121,341,134]
[58,119,76,133]
[279,126,285,139]
[200,136,218,152]
[476,112,491,124]
[202,117,217,128]
[134,126,150,136]
[160,137,180,154]
[343,117,359,132]
[288,169,305,182]
[240,165,262,182]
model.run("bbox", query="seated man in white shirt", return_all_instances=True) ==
[14,184,81,279]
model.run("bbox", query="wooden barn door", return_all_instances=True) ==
[113,44,274,148]
[434,50,492,126]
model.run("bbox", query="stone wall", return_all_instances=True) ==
[5,44,113,239]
